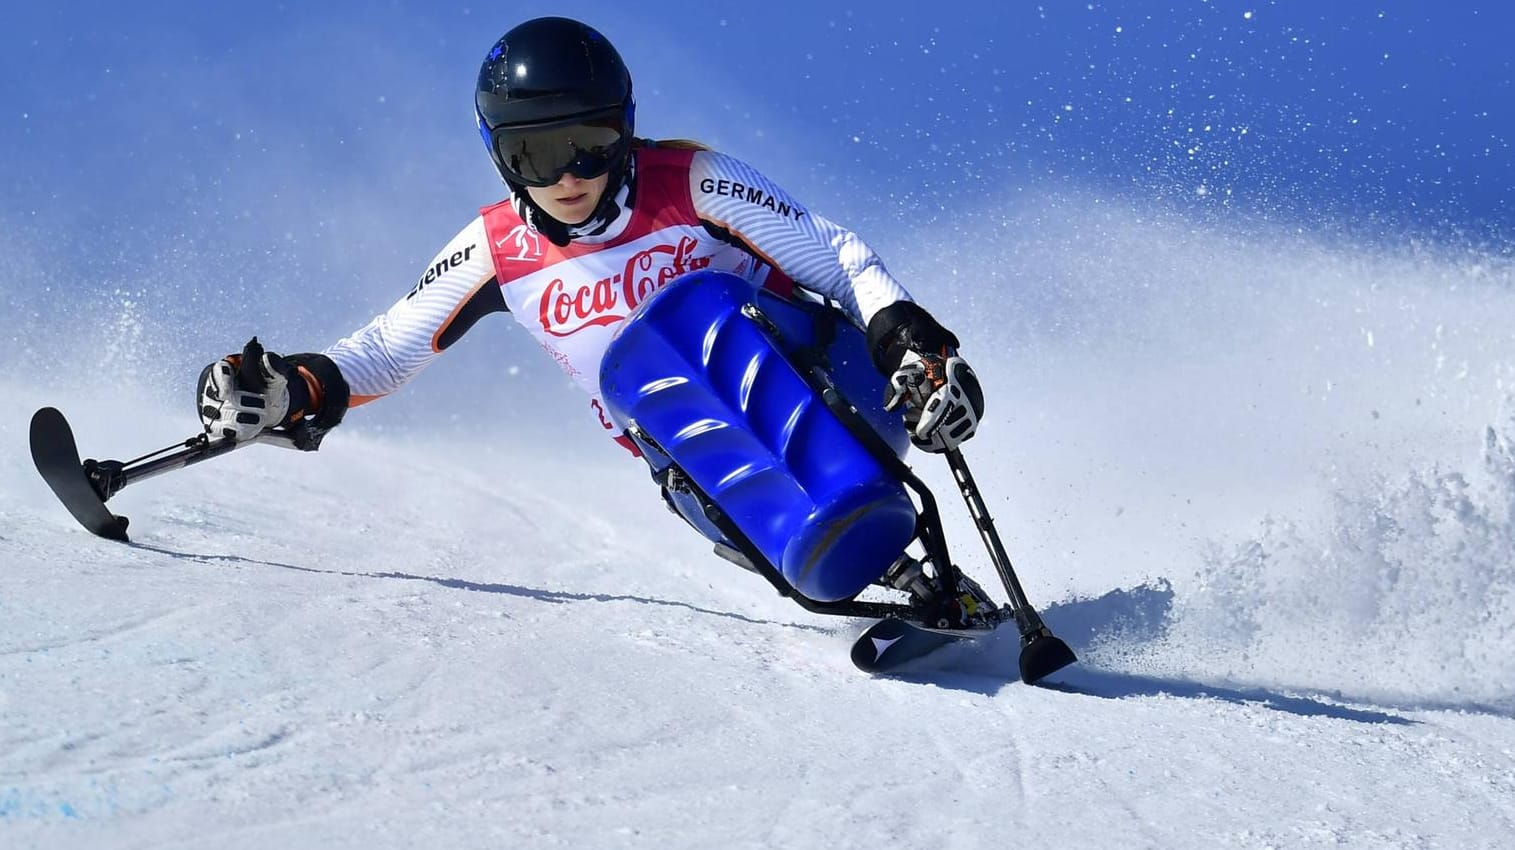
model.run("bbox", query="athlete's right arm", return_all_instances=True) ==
[322,216,503,406]
[197,217,505,447]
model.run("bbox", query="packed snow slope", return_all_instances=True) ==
[4,206,1515,849]
[5,3,1515,848]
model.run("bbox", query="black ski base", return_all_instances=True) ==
[29,407,131,542]
[851,615,1078,684]
[850,616,998,674]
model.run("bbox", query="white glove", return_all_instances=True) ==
[197,343,292,442]
[883,350,984,453]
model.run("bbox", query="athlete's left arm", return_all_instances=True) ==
[688,150,914,329]
[689,151,983,450]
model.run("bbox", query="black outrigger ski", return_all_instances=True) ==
[28,340,303,543]
[29,406,302,543]
[30,407,131,542]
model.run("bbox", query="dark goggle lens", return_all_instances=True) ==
[493,118,626,186]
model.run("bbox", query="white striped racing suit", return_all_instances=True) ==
[284,143,955,455]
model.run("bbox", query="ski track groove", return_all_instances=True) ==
[159,727,293,765]
[989,696,1032,840]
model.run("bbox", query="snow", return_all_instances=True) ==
[5,216,1515,848]
[5,2,1515,843]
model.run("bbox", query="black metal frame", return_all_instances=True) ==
[86,430,301,502]
[730,302,1076,679]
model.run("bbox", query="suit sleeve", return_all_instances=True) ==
[322,216,502,406]
[688,150,913,328]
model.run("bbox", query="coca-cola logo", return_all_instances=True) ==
[537,236,711,337]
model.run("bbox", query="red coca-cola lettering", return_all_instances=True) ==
[537,236,710,337]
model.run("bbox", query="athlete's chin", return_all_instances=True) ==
[547,204,594,224]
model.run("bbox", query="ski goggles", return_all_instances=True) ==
[487,110,629,187]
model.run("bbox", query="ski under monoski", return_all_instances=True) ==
[850,614,1006,673]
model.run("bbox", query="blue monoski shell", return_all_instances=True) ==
[598,271,914,602]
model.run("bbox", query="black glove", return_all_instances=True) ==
[868,301,985,453]
[196,337,350,449]
[883,350,984,453]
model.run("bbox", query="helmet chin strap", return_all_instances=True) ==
[508,151,636,247]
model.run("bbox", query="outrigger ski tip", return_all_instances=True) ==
[1018,627,1079,685]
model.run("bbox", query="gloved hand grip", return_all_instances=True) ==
[883,350,984,453]
[199,338,291,443]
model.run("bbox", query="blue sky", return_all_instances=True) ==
[5,1,1510,237]
[2,1,1510,420]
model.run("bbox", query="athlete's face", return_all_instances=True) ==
[525,172,609,225]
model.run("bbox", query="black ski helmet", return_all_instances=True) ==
[475,17,636,193]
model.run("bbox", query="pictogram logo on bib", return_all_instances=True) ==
[497,224,544,263]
